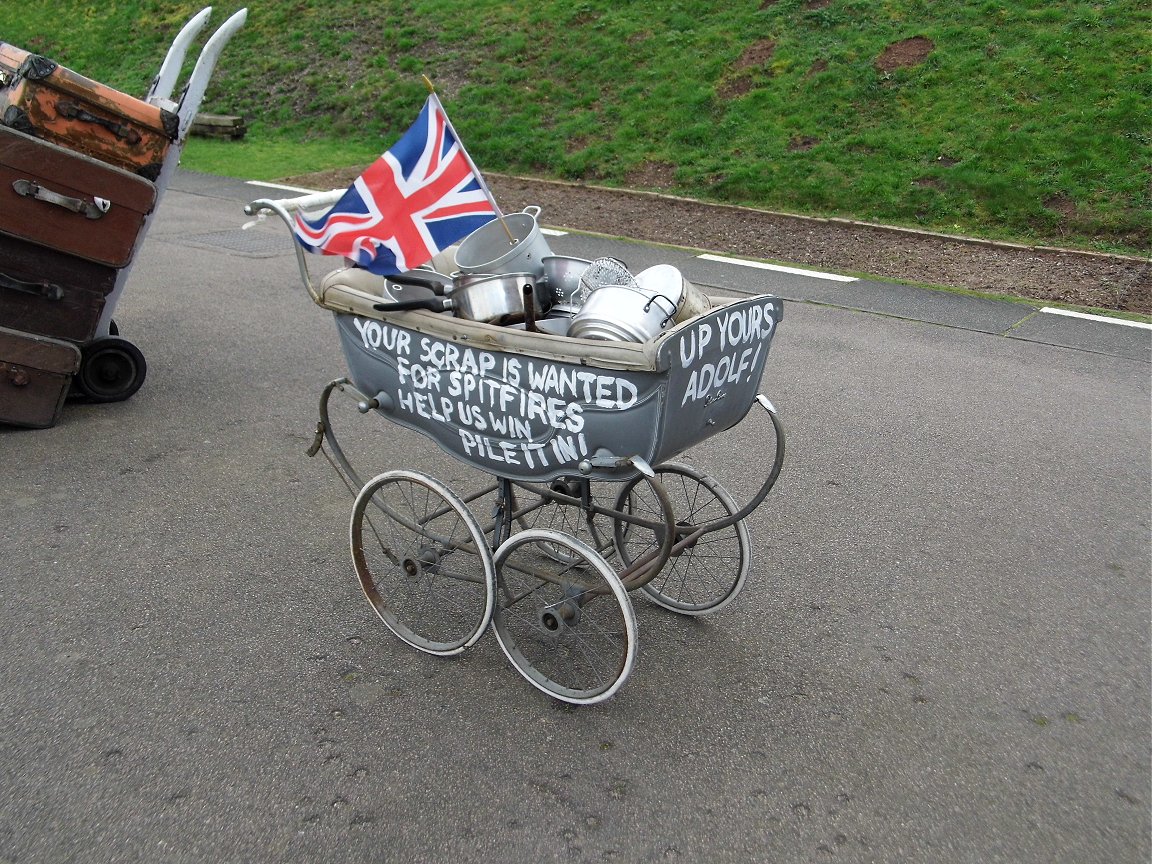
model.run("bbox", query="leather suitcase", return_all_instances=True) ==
[0,125,156,268]
[0,233,115,342]
[0,325,80,428]
[0,43,177,181]
[0,41,23,84]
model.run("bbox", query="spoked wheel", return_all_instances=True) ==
[613,462,750,616]
[75,337,147,403]
[350,470,495,656]
[505,478,620,564]
[492,528,637,704]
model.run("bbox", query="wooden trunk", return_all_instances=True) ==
[0,125,156,268]
[0,325,80,428]
[0,233,116,342]
[0,43,177,181]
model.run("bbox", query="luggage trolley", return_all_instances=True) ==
[246,191,787,704]
[87,5,249,397]
[0,7,246,421]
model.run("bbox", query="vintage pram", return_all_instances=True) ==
[245,192,787,704]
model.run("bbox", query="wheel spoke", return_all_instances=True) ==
[614,463,750,616]
[350,471,495,656]
[491,528,636,704]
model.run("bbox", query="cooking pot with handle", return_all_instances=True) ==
[374,271,539,325]
[454,206,554,278]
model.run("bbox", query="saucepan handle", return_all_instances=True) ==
[386,273,449,295]
[372,296,455,313]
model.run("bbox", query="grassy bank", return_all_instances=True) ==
[4,0,1149,253]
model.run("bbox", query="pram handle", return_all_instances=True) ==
[244,194,342,304]
[244,188,346,217]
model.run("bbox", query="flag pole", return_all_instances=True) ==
[422,75,518,246]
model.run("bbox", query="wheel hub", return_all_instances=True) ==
[538,583,585,632]
[402,545,442,579]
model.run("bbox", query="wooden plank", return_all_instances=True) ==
[190,113,246,139]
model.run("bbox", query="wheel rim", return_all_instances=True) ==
[350,470,495,656]
[614,462,750,616]
[492,528,636,704]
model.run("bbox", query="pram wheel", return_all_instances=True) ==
[613,462,750,616]
[492,528,636,705]
[506,478,619,563]
[350,470,495,656]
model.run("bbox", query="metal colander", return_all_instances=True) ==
[575,257,638,306]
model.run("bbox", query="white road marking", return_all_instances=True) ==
[1041,307,1152,330]
[540,227,568,236]
[698,253,857,282]
[245,180,322,194]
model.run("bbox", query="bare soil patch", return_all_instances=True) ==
[624,161,677,189]
[718,38,778,100]
[805,58,829,78]
[1044,193,1078,219]
[788,135,820,152]
[717,75,755,100]
[734,40,776,70]
[876,36,934,72]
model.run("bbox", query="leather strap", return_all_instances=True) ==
[0,271,64,301]
[57,101,143,145]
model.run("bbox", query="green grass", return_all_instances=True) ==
[4,0,1149,253]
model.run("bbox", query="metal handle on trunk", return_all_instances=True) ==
[12,179,109,219]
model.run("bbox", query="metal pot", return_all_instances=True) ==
[451,271,539,324]
[568,283,679,343]
[454,206,554,277]
[371,271,539,324]
[454,269,552,314]
[635,264,711,323]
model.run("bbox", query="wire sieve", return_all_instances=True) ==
[575,257,638,306]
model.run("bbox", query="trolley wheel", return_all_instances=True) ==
[350,470,495,656]
[613,462,751,616]
[75,337,147,403]
[492,528,637,704]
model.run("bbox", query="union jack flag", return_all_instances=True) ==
[292,94,499,275]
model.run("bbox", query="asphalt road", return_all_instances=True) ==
[1,171,1149,863]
